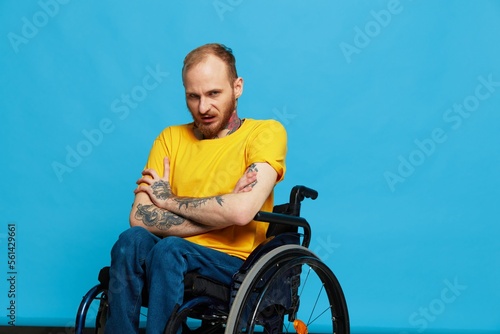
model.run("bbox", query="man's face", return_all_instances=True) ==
[183,55,243,139]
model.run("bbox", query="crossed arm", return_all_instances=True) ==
[129,157,278,237]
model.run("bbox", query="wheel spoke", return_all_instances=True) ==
[307,281,325,325]
[307,304,332,327]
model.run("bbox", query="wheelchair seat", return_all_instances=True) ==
[75,185,350,334]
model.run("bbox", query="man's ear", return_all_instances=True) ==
[233,77,244,99]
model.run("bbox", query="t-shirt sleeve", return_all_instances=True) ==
[144,127,171,178]
[246,120,287,183]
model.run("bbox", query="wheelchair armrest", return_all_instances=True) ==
[254,211,311,248]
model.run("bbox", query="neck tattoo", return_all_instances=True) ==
[226,117,242,136]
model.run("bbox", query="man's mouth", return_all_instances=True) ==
[200,116,216,124]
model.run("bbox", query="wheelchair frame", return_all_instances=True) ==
[75,185,349,334]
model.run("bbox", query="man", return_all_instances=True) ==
[105,43,287,333]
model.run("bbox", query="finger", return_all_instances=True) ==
[248,172,257,179]
[142,168,160,179]
[235,185,250,193]
[136,176,152,185]
[134,185,149,194]
[245,174,257,185]
[163,156,170,180]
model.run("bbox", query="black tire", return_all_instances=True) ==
[225,245,349,334]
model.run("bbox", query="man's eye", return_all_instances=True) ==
[210,91,220,96]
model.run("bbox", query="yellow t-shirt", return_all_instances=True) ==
[144,118,287,259]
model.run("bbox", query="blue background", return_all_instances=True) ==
[1,0,499,332]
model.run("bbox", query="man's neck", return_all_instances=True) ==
[194,111,243,140]
[225,112,242,136]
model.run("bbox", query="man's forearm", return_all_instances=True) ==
[164,192,257,228]
[143,177,248,227]
[130,203,217,237]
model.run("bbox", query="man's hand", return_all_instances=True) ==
[232,164,258,193]
[134,157,173,209]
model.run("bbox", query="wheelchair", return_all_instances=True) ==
[75,185,349,333]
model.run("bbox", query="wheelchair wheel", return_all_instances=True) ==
[225,245,349,334]
[75,284,108,334]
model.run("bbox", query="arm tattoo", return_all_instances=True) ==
[174,196,224,210]
[151,180,171,200]
[248,163,258,173]
[149,178,224,212]
[135,204,185,230]
[247,163,258,188]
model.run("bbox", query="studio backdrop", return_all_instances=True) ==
[1,1,499,333]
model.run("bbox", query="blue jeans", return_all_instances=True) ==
[105,226,244,334]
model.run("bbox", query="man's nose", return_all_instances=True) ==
[199,97,210,114]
